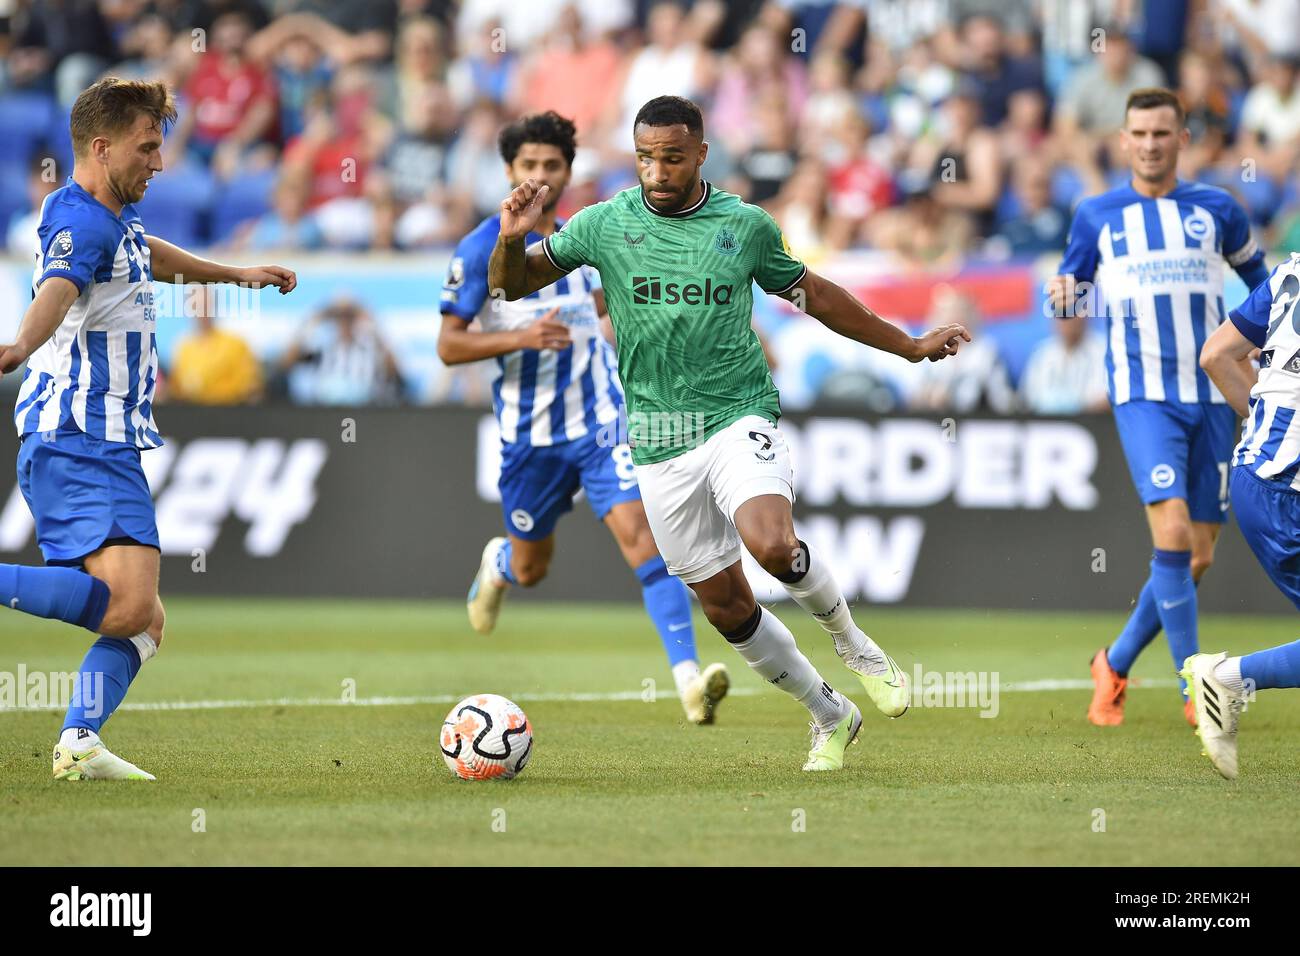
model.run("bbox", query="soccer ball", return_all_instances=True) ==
[439,694,533,780]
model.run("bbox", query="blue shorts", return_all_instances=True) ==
[1230,466,1300,610]
[498,434,641,540]
[1112,400,1239,523]
[16,430,160,567]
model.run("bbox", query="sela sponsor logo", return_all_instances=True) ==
[0,438,328,558]
[630,275,734,306]
[1151,463,1176,489]
[50,886,151,936]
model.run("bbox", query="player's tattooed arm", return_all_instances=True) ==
[784,268,970,363]
[145,235,297,294]
[0,276,80,376]
[1200,320,1258,418]
[488,179,567,300]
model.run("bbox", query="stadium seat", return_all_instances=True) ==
[0,92,57,165]
[133,159,216,247]
[209,169,277,244]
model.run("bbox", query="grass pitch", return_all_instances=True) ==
[1,599,1297,866]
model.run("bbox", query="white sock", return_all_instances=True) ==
[672,659,700,698]
[59,727,100,750]
[833,626,890,676]
[130,633,158,665]
[730,608,848,728]
[1213,656,1245,694]
[489,539,510,587]
[781,545,853,635]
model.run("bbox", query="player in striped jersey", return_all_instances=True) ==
[1050,88,1271,728]
[0,78,296,779]
[440,111,729,725]
[1187,253,1300,778]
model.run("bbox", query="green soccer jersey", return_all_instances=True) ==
[541,181,806,465]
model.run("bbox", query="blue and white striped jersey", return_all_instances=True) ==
[440,214,623,446]
[1229,254,1300,487]
[14,179,161,448]
[1059,180,1269,406]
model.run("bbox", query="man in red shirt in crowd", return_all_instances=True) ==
[168,11,277,177]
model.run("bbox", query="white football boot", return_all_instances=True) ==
[834,627,909,718]
[1181,652,1244,780]
[681,662,730,724]
[466,537,509,634]
[53,733,155,781]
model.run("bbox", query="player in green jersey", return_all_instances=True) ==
[489,95,969,771]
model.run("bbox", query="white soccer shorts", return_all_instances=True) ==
[634,414,795,583]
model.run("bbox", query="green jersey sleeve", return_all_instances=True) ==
[541,204,603,273]
[751,208,807,295]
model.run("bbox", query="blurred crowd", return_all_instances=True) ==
[1,0,1298,414]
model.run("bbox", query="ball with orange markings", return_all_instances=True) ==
[439,694,533,780]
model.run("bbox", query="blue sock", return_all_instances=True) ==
[635,556,696,667]
[62,637,143,735]
[1149,549,1197,697]
[0,563,110,632]
[1241,639,1300,690]
[494,539,518,585]
[1108,581,1161,675]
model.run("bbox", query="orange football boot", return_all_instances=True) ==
[1088,648,1127,726]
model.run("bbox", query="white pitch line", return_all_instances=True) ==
[0,678,1181,714]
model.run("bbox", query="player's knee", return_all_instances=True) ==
[702,597,754,635]
[148,600,166,649]
[1191,554,1214,582]
[513,560,549,587]
[751,535,802,578]
[100,590,157,638]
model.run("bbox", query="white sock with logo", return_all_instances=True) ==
[59,727,100,750]
[729,608,848,728]
[780,546,889,676]
[129,633,158,665]
[672,659,700,699]
[780,544,853,635]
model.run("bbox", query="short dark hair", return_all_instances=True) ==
[498,111,577,167]
[1125,87,1185,126]
[633,95,704,138]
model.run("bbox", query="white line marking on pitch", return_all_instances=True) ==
[0,678,1181,714]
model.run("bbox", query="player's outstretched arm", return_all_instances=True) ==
[145,235,297,294]
[437,308,572,365]
[0,276,80,378]
[487,179,567,301]
[1200,320,1258,418]
[785,268,970,363]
